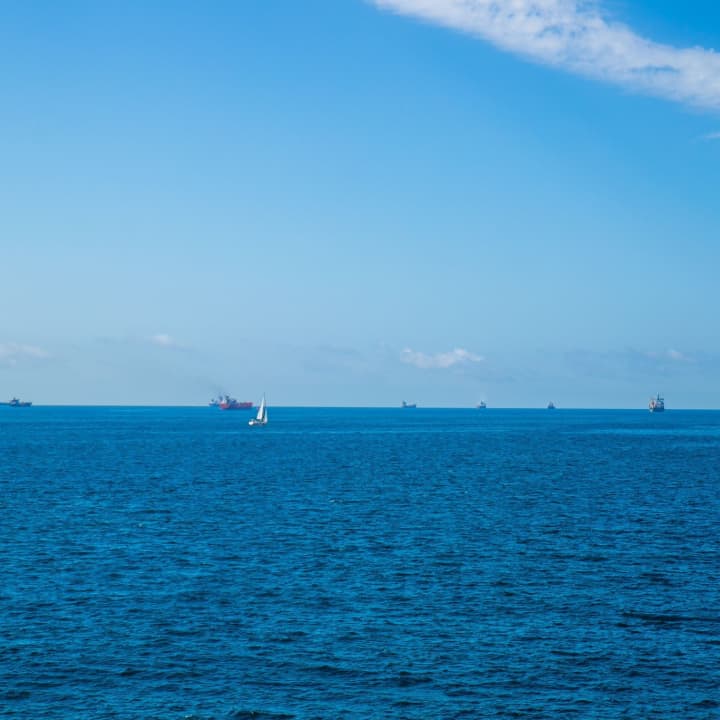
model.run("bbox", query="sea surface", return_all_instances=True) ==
[1,406,718,719]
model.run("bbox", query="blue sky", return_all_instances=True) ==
[2,0,720,407]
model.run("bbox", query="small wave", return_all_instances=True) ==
[622,610,720,625]
[394,671,433,687]
[306,663,361,678]
[639,571,674,586]
[269,630,308,643]
[3,689,31,700]
[230,712,295,720]
[392,699,424,708]
[692,699,719,709]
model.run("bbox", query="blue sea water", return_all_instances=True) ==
[1,406,718,719]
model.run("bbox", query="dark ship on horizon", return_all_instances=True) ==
[649,393,665,413]
[1,397,32,407]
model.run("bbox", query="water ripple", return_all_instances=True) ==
[1,407,719,718]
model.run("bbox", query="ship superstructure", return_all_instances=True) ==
[649,393,665,413]
[1,397,32,407]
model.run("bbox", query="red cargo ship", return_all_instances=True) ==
[210,394,253,410]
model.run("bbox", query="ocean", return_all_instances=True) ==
[1,406,718,718]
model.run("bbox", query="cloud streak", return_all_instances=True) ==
[565,346,694,380]
[372,0,720,111]
[0,342,49,366]
[645,348,691,363]
[401,346,484,369]
[148,333,186,349]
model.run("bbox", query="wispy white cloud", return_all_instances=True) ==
[148,333,185,349]
[666,348,689,362]
[702,131,720,141]
[566,346,694,380]
[401,346,484,369]
[371,0,720,111]
[646,348,691,362]
[0,342,49,366]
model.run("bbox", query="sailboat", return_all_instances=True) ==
[249,395,268,426]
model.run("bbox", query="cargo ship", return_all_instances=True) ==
[210,394,253,410]
[401,401,417,408]
[1,397,32,407]
[649,393,665,413]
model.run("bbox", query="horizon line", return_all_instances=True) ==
[2,404,704,411]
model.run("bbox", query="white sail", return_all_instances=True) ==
[250,394,267,426]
